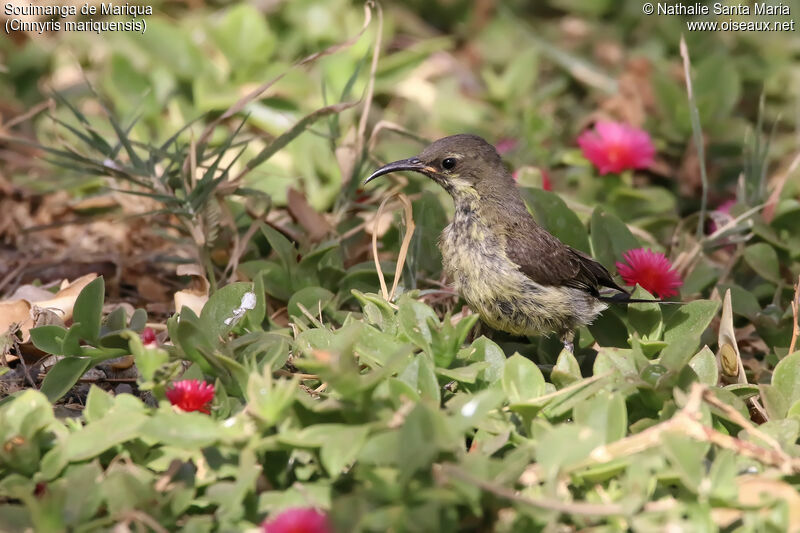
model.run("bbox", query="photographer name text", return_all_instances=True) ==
[656,2,789,16]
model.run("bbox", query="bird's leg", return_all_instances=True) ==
[468,317,491,342]
[560,330,575,354]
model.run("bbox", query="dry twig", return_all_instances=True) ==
[436,463,627,516]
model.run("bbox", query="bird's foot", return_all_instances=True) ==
[560,331,575,354]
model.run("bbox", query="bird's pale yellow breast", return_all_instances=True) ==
[439,202,606,336]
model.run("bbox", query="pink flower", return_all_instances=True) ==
[495,138,518,155]
[707,198,736,234]
[141,327,157,346]
[262,508,332,533]
[165,380,215,414]
[511,167,552,191]
[541,169,552,191]
[615,248,683,299]
[577,121,655,175]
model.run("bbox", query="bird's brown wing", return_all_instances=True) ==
[505,221,627,297]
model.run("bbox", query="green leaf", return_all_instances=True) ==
[436,361,491,383]
[0,390,54,440]
[287,287,335,319]
[521,188,590,252]
[103,306,127,333]
[352,290,399,335]
[706,387,749,421]
[244,270,267,330]
[760,384,789,420]
[694,52,741,125]
[551,348,582,388]
[319,425,370,477]
[502,354,545,403]
[535,424,603,478]
[746,419,800,453]
[29,325,68,355]
[398,353,440,404]
[743,242,780,283]
[786,399,800,420]
[71,276,105,342]
[589,207,640,270]
[717,283,761,320]
[661,433,709,493]
[397,297,437,354]
[660,300,719,371]
[384,378,420,406]
[295,243,338,288]
[201,282,258,340]
[259,223,296,274]
[588,308,629,348]
[257,261,294,302]
[40,357,93,403]
[659,334,704,374]
[397,404,456,480]
[627,286,662,340]
[607,186,676,219]
[688,346,718,386]
[593,347,638,377]
[664,300,720,342]
[129,308,147,331]
[772,351,800,408]
[246,370,298,425]
[64,407,147,461]
[452,388,505,430]
[60,326,85,356]
[708,450,738,500]
[140,409,232,449]
[84,386,115,423]
[212,4,275,69]
[172,307,215,375]
[573,391,627,443]
[463,336,505,384]
[353,325,407,368]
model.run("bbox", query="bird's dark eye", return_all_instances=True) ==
[442,157,457,170]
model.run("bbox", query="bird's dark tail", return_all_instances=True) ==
[598,292,686,305]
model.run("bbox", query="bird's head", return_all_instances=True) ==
[364,134,515,200]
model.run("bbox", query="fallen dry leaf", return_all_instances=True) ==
[174,264,209,316]
[737,476,800,532]
[0,299,31,338]
[0,273,97,342]
[717,289,746,385]
[40,273,98,320]
[287,188,332,242]
[136,276,171,303]
[361,209,394,237]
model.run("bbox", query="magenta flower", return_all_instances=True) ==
[165,380,215,414]
[141,327,157,346]
[512,167,552,191]
[707,198,736,234]
[615,248,683,299]
[577,121,655,174]
[541,169,552,191]
[495,138,518,155]
[262,508,332,533]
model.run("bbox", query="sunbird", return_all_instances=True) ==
[365,134,662,352]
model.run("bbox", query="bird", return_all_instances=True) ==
[365,133,661,353]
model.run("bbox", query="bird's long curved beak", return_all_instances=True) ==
[364,157,428,185]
